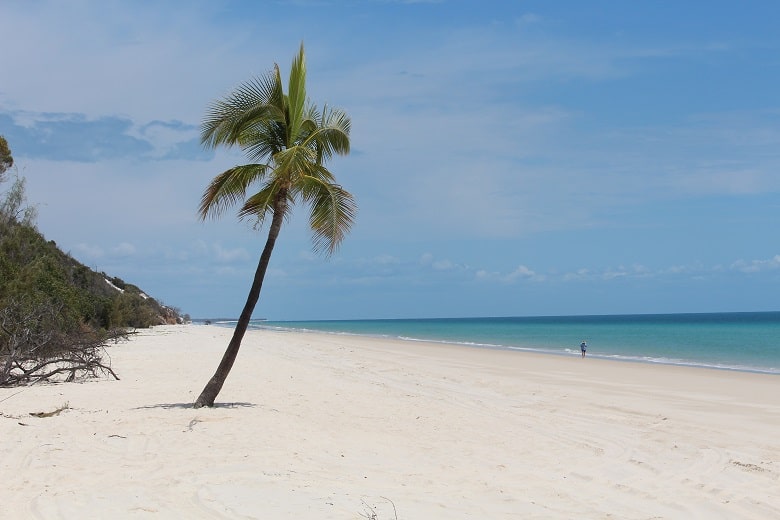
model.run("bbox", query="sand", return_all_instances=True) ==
[1,324,779,519]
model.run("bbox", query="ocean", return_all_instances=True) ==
[213,312,780,375]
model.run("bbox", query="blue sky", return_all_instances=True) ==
[1,0,779,320]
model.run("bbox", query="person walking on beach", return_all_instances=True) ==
[580,340,587,358]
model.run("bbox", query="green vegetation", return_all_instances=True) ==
[0,136,13,175]
[0,136,183,386]
[193,43,355,407]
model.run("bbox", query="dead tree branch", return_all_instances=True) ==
[0,300,125,386]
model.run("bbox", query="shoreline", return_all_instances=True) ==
[224,321,780,376]
[2,324,779,518]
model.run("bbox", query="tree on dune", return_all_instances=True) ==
[0,136,13,177]
[193,43,356,408]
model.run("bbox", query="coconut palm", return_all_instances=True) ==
[193,43,355,408]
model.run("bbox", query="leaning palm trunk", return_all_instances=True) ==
[194,195,286,408]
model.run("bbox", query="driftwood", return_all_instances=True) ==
[29,402,69,418]
[0,300,124,386]
[359,497,398,520]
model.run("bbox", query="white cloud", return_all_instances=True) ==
[516,13,542,26]
[432,259,455,271]
[731,255,780,273]
[73,243,104,260]
[472,259,767,286]
[419,253,461,271]
[505,264,545,282]
[213,243,250,263]
[563,268,590,281]
[111,242,136,257]
[374,254,400,265]
[131,121,200,159]
[215,265,246,276]
[601,264,653,280]
[475,264,544,283]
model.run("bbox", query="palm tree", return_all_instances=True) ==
[193,43,355,408]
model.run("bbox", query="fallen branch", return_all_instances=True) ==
[29,402,69,418]
[359,497,398,520]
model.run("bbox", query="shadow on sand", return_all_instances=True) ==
[132,402,256,410]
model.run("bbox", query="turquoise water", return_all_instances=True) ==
[214,312,780,374]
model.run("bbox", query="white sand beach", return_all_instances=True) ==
[1,324,779,519]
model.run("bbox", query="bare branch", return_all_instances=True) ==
[1,299,125,387]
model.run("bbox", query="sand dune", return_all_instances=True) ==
[2,324,779,519]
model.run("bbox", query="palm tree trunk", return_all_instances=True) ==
[193,193,288,408]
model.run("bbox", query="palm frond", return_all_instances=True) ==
[273,145,318,183]
[236,179,288,223]
[299,174,357,256]
[269,64,286,111]
[304,105,351,163]
[242,122,286,163]
[321,105,352,137]
[201,72,286,149]
[198,163,269,220]
[286,43,307,144]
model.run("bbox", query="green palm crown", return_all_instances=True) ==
[199,43,356,256]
